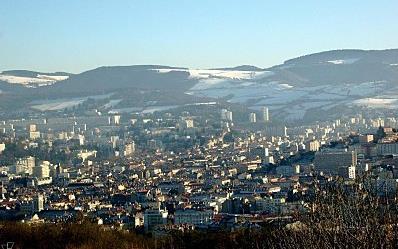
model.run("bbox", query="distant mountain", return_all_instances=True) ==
[48,65,195,94]
[1,49,398,122]
[266,49,398,86]
[185,49,398,122]
[1,70,72,78]
[0,70,72,88]
[283,49,398,65]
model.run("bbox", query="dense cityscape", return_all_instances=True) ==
[1,104,398,237]
[2,1,398,248]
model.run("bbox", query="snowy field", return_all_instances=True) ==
[31,99,86,111]
[327,58,359,65]
[167,66,398,120]
[109,105,178,114]
[353,97,398,109]
[30,94,112,111]
[0,73,68,87]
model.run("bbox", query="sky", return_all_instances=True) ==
[1,0,398,73]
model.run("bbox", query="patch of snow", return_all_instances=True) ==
[188,69,271,80]
[109,107,142,114]
[142,105,178,114]
[0,75,51,85]
[152,68,272,81]
[30,94,113,111]
[279,83,294,89]
[31,99,86,111]
[37,74,69,81]
[353,98,398,109]
[327,58,359,65]
[185,102,217,106]
[109,105,178,114]
[102,99,122,109]
[0,74,68,86]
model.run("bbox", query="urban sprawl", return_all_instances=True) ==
[0,105,396,235]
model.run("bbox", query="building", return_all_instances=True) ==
[174,209,213,225]
[338,165,356,179]
[377,142,398,156]
[264,156,274,164]
[109,115,121,125]
[0,143,5,154]
[261,107,269,122]
[249,146,268,159]
[276,165,295,176]
[359,134,374,144]
[180,118,194,129]
[305,140,320,152]
[78,150,97,162]
[16,156,35,175]
[221,109,233,122]
[29,131,41,140]
[33,162,50,178]
[124,142,135,156]
[249,113,257,123]
[144,208,168,231]
[33,194,44,213]
[19,194,44,215]
[264,126,288,137]
[28,124,37,132]
[314,150,357,175]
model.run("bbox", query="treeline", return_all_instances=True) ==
[2,180,398,249]
[1,220,396,249]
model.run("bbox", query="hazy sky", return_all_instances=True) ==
[1,0,398,73]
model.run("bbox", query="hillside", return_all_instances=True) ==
[1,49,398,122]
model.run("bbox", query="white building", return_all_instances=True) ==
[221,109,233,122]
[262,107,269,122]
[0,143,5,154]
[16,156,35,175]
[249,113,257,123]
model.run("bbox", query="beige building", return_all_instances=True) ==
[305,140,320,152]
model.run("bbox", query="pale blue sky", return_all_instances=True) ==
[1,0,397,73]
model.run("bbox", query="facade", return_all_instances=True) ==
[33,162,50,178]
[124,142,135,156]
[29,131,41,140]
[261,107,269,122]
[221,109,233,122]
[180,118,194,129]
[33,194,44,213]
[174,209,213,225]
[305,140,320,152]
[359,134,374,144]
[377,143,398,156]
[16,156,35,175]
[314,150,357,175]
[0,143,5,153]
[249,113,257,123]
[264,126,288,137]
[144,209,168,231]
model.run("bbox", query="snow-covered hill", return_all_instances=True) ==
[2,49,398,122]
[0,74,69,87]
